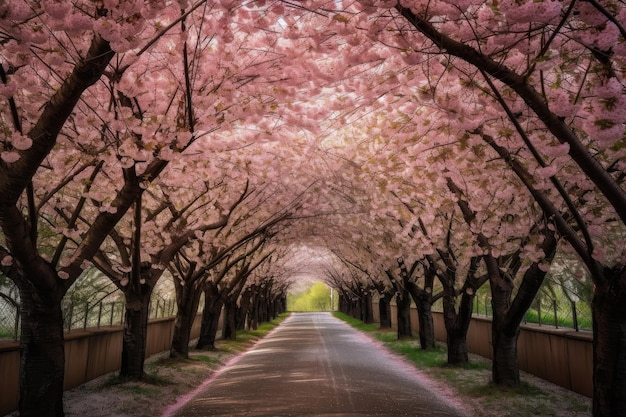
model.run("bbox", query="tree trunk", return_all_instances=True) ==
[363,291,374,324]
[338,294,347,314]
[592,265,626,417]
[170,287,202,359]
[196,296,223,350]
[379,292,393,328]
[120,285,153,379]
[489,264,520,386]
[407,282,436,349]
[249,292,260,330]
[237,290,252,330]
[266,295,274,321]
[396,289,412,339]
[487,230,556,385]
[491,323,520,386]
[222,302,237,340]
[18,284,66,417]
[444,290,475,365]
[416,300,436,350]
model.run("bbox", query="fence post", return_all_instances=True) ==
[13,305,19,341]
[553,300,558,328]
[97,302,103,328]
[537,300,542,326]
[67,303,74,332]
[83,302,89,329]
[109,302,115,326]
[571,300,579,332]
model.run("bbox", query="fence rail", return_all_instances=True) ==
[0,294,178,340]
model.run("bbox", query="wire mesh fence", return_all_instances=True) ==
[63,295,178,333]
[0,294,19,340]
[0,293,178,340]
[472,296,593,331]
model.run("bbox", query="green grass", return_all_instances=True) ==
[524,309,593,330]
[0,329,15,339]
[217,313,289,352]
[193,354,223,366]
[334,313,380,332]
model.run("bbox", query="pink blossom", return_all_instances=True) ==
[7,0,32,21]
[576,2,608,26]
[549,89,579,118]
[594,78,623,99]
[11,132,33,150]
[43,0,72,20]
[1,151,20,163]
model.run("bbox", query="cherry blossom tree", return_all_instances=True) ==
[0,2,157,414]
[0,0,331,412]
[370,3,626,412]
[4,2,626,416]
[305,1,625,413]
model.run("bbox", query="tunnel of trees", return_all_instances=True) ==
[0,1,625,416]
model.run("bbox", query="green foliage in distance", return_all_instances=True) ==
[287,282,334,312]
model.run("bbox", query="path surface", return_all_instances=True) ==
[168,312,466,417]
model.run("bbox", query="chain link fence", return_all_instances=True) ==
[0,293,178,340]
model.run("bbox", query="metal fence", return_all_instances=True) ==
[63,294,177,332]
[471,296,593,331]
[0,294,19,340]
[0,293,178,340]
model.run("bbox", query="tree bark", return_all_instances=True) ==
[222,302,237,340]
[592,265,626,417]
[416,299,436,349]
[407,281,437,350]
[488,256,520,386]
[18,284,66,417]
[406,270,438,350]
[489,260,547,385]
[170,286,202,359]
[444,289,476,365]
[120,284,153,379]
[196,289,223,350]
[491,321,520,386]
[396,289,412,339]
[378,292,393,328]
[237,289,253,330]
[363,291,375,324]
[249,291,260,330]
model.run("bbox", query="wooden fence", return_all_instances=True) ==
[0,315,205,416]
[380,303,593,397]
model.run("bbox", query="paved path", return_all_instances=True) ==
[167,312,466,417]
